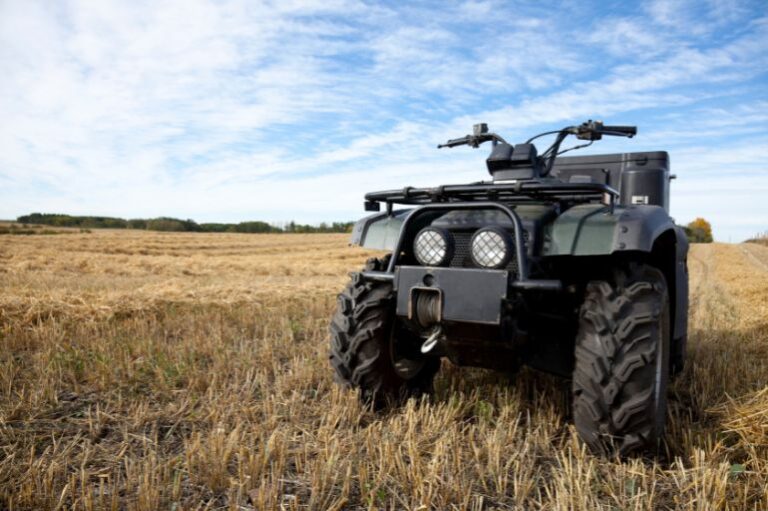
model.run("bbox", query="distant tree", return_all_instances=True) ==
[81,216,127,229]
[283,220,353,233]
[684,217,713,243]
[15,212,353,234]
[199,223,229,232]
[331,221,354,233]
[145,217,196,232]
[234,221,280,233]
[17,213,127,229]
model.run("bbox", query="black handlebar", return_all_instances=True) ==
[437,132,509,149]
[573,120,637,140]
[437,120,637,171]
[601,125,637,136]
[438,136,471,148]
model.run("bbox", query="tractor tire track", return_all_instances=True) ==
[687,245,741,329]
[741,243,768,274]
[687,246,709,315]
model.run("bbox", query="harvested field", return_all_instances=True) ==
[1,231,767,510]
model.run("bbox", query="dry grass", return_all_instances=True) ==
[1,231,767,510]
[746,236,768,248]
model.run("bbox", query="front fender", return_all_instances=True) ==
[543,204,676,256]
[350,209,411,250]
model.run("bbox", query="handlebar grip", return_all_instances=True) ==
[601,125,637,136]
[438,135,470,148]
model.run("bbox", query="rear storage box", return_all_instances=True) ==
[550,151,670,211]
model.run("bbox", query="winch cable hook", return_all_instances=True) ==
[420,326,443,354]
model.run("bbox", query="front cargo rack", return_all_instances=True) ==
[364,181,619,210]
[360,181,620,292]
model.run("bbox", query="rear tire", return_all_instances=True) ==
[329,257,440,409]
[572,262,670,456]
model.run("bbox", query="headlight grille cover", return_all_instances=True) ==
[413,227,453,266]
[470,227,512,268]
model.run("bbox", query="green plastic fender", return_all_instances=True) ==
[350,210,411,251]
[542,203,677,256]
[543,202,689,348]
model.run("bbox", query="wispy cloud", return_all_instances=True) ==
[0,0,766,240]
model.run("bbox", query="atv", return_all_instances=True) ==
[329,121,688,456]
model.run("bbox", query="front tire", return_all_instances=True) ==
[329,257,440,409]
[572,262,670,456]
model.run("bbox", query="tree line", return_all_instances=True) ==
[682,217,713,243]
[16,213,354,234]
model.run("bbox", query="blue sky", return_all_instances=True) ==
[1,0,766,241]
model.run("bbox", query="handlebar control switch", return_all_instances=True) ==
[576,120,604,141]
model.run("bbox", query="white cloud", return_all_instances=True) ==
[587,18,673,59]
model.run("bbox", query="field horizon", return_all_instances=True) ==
[1,230,767,510]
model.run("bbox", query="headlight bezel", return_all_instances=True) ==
[412,226,454,267]
[470,226,513,269]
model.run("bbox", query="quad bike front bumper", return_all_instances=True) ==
[394,266,508,325]
[359,202,562,326]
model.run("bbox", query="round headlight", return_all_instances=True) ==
[413,227,453,266]
[470,227,512,268]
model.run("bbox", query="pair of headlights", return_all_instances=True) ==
[413,226,513,269]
